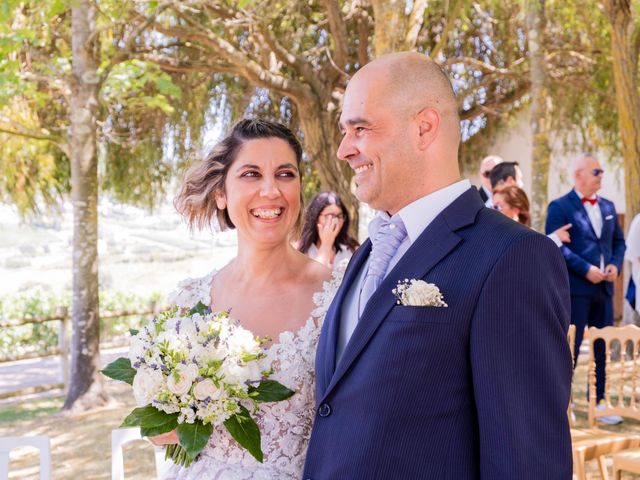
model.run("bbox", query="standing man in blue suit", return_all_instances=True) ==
[546,155,626,424]
[303,52,572,479]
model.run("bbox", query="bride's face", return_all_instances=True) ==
[216,137,301,246]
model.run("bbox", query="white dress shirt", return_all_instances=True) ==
[576,189,603,238]
[482,185,493,208]
[575,188,604,269]
[307,243,353,270]
[336,180,472,361]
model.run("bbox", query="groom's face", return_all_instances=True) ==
[337,71,418,215]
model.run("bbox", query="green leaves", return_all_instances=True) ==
[224,405,263,463]
[101,357,136,385]
[176,422,213,459]
[188,301,209,316]
[249,380,295,403]
[120,405,180,437]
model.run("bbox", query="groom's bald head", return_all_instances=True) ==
[347,52,461,143]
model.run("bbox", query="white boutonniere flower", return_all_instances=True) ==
[393,279,448,307]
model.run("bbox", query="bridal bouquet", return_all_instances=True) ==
[102,302,294,467]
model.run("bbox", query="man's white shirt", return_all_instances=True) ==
[335,179,472,362]
[575,188,604,268]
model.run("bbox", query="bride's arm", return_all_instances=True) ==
[148,430,179,446]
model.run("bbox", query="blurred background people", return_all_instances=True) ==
[492,185,531,226]
[477,155,503,208]
[493,185,571,244]
[490,161,524,190]
[545,154,626,424]
[297,191,359,269]
[626,213,640,317]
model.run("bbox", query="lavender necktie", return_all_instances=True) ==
[359,216,408,316]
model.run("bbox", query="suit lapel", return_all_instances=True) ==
[317,239,371,394]
[320,188,483,401]
[568,190,598,240]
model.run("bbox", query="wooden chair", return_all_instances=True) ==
[571,325,640,480]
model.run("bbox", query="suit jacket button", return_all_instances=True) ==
[318,403,331,417]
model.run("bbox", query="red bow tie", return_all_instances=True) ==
[582,197,598,205]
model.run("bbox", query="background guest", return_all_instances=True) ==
[477,155,503,207]
[297,191,359,269]
[490,161,524,190]
[545,154,626,424]
[493,185,571,244]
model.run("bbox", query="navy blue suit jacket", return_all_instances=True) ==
[545,190,625,296]
[303,188,573,480]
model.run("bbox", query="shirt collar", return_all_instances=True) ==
[368,179,472,244]
[574,188,597,201]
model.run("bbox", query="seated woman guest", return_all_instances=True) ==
[493,185,571,245]
[297,191,359,269]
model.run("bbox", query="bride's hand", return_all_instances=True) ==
[148,430,179,446]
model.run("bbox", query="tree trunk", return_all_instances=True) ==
[63,0,107,412]
[297,96,359,236]
[371,0,407,56]
[526,0,552,231]
[604,0,640,224]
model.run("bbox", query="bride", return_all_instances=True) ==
[150,119,339,479]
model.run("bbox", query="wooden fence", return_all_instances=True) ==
[0,302,161,399]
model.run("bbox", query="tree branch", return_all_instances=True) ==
[99,1,173,83]
[445,56,526,77]
[252,21,325,93]
[320,0,349,70]
[404,0,428,50]
[0,121,69,157]
[430,0,465,59]
[19,72,71,97]
[140,13,310,99]
[459,80,531,121]
[355,2,371,66]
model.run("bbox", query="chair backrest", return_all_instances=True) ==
[111,428,172,480]
[588,325,640,427]
[0,435,51,480]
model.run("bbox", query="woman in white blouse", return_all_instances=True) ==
[297,192,359,269]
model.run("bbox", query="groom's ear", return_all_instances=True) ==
[415,107,440,151]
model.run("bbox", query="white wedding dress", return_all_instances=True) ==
[161,269,341,480]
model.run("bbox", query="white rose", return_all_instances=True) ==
[193,379,218,400]
[167,363,198,396]
[156,331,186,353]
[132,369,162,406]
[227,328,258,354]
[129,335,146,364]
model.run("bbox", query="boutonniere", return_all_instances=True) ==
[393,279,448,307]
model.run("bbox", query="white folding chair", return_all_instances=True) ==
[0,435,52,480]
[111,427,172,480]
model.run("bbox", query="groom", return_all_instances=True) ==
[303,52,572,479]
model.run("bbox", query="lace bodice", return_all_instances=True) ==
[162,269,341,480]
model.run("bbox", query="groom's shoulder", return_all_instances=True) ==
[471,207,551,252]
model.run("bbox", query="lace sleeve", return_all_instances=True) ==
[310,266,344,324]
[166,271,215,310]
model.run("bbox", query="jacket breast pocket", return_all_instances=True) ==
[386,305,452,324]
